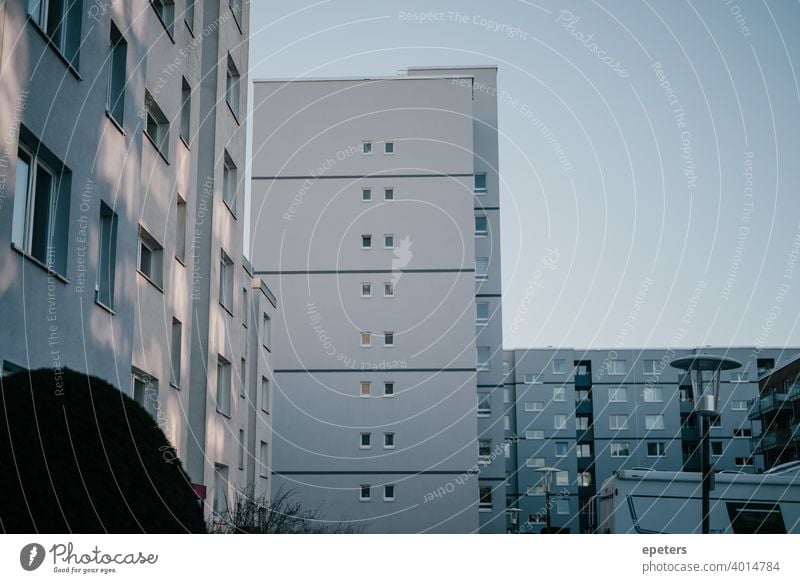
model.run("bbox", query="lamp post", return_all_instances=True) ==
[670,354,741,534]
[535,467,559,533]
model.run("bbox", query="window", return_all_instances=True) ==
[144,90,169,158]
[223,150,237,212]
[527,485,545,496]
[608,387,628,402]
[213,464,228,515]
[475,257,489,281]
[525,430,544,440]
[576,389,590,402]
[528,514,545,524]
[552,358,566,374]
[553,386,566,402]
[219,250,234,311]
[735,457,754,467]
[383,484,395,501]
[259,441,269,478]
[96,202,118,308]
[645,415,664,430]
[180,78,191,144]
[216,356,231,417]
[383,282,394,297]
[477,346,491,371]
[262,314,272,349]
[524,374,541,384]
[526,457,545,468]
[711,441,723,456]
[503,360,510,375]
[554,414,567,430]
[360,332,371,347]
[106,23,127,125]
[185,0,195,31]
[11,134,71,274]
[478,439,492,463]
[261,377,270,413]
[384,188,394,200]
[477,393,491,417]
[579,472,592,487]
[474,173,487,193]
[359,484,371,501]
[479,486,492,510]
[384,141,394,154]
[556,499,570,515]
[239,357,246,396]
[361,141,372,154]
[503,387,511,403]
[607,359,627,375]
[730,372,749,382]
[132,370,157,416]
[360,381,371,397]
[229,0,242,26]
[383,234,394,249]
[556,471,569,486]
[137,226,163,287]
[503,415,510,430]
[361,188,371,201]
[576,443,592,458]
[475,215,488,236]
[225,55,240,117]
[710,416,722,428]
[238,429,245,470]
[731,400,748,411]
[2,361,25,376]
[647,442,666,457]
[361,234,372,249]
[609,415,629,430]
[643,386,663,403]
[575,416,590,430]
[242,286,249,322]
[733,428,752,438]
[384,382,394,396]
[610,442,630,457]
[175,196,187,262]
[383,432,395,449]
[757,358,775,376]
[476,302,489,324]
[555,442,568,457]
[170,318,182,387]
[383,331,394,347]
[360,433,371,449]
[525,401,544,412]
[28,0,82,66]
[361,282,372,297]
[643,359,660,375]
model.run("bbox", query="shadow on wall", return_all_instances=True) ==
[0,368,205,533]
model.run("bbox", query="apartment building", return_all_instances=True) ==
[749,355,800,470]
[0,0,272,518]
[503,347,800,533]
[249,66,505,533]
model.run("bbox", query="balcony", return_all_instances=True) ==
[751,428,793,454]
[679,399,695,414]
[576,427,594,442]
[681,425,699,441]
[788,383,800,403]
[575,399,592,415]
[748,391,791,420]
[575,373,592,388]
[792,421,800,444]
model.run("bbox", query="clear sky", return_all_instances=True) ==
[245,0,800,350]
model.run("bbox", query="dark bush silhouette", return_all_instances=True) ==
[0,368,205,533]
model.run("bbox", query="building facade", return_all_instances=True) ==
[502,347,800,533]
[249,66,505,533]
[749,355,800,470]
[0,0,271,519]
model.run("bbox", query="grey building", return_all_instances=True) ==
[0,0,272,517]
[503,347,800,533]
[249,66,505,533]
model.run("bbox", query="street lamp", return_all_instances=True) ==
[670,353,741,534]
[535,467,559,533]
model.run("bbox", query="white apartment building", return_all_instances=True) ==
[249,66,505,532]
[0,0,272,519]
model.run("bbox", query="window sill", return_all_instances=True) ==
[143,131,170,165]
[175,255,186,267]
[180,135,191,150]
[230,8,243,34]
[11,243,69,283]
[152,9,176,44]
[105,110,125,135]
[27,17,82,81]
[223,199,238,220]
[261,409,270,415]
[262,344,271,353]
[477,413,491,418]
[219,302,235,317]
[216,409,232,419]
[226,100,241,125]
[185,20,195,38]
[137,270,164,293]
[170,381,181,390]
[94,298,116,315]
[479,507,493,513]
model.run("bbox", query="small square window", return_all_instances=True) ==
[360,382,371,397]
[361,282,372,297]
[555,442,568,457]
[711,441,723,456]
[384,234,395,249]
[476,302,489,324]
[359,484,371,501]
[361,235,372,249]
[553,386,566,402]
[384,484,395,501]
[384,382,394,396]
[556,499,570,515]
[360,433,371,448]
[475,215,488,236]
[384,141,394,154]
[474,173,487,193]
[384,332,394,347]
[525,401,544,412]
[526,457,545,468]
[554,414,567,430]
[552,358,566,374]
[384,188,394,200]
[647,442,666,457]
[360,332,371,347]
[383,432,395,449]
[362,142,372,154]
[645,415,664,430]
[526,430,544,440]
[477,393,491,417]
[384,282,394,297]
[362,188,372,201]
[556,471,569,486]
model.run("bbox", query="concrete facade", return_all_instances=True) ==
[503,347,800,533]
[0,0,271,519]
[249,66,504,532]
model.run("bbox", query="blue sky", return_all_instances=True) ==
[246,0,800,350]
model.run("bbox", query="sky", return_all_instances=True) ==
[244,0,800,350]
